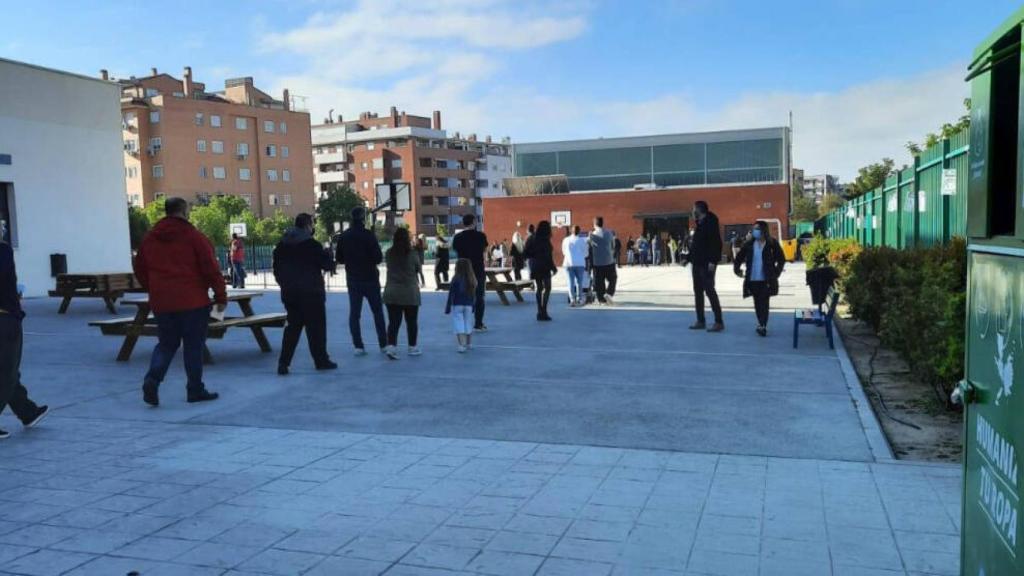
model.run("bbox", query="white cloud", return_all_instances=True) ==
[265,0,969,182]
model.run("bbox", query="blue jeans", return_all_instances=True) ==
[348,279,387,350]
[145,306,209,392]
[566,266,586,302]
[231,261,245,288]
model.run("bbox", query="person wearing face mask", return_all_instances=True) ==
[733,220,786,337]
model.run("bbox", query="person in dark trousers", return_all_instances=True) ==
[230,233,246,288]
[434,234,451,290]
[273,213,337,374]
[414,234,427,287]
[134,197,224,406]
[510,231,525,280]
[734,221,786,336]
[613,236,622,268]
[0,241,49,439]
[383,227,422,359]
[452,214,489,331]
[688,200,724,332]
[336,206,387,356]
[523,220,556,321]
[589,217,617,305]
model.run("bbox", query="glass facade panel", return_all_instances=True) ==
[654,171,706,187]
[558,147,649,177]
[653,143,704,172]
[705,139,781,170]
[515,152,557,176]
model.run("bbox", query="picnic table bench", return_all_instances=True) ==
[793,287,839,349]
[89,291,286,362]
[49,272,144,314]
[438,267,533,305]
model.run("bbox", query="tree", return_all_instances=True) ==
[128,205,150,250]
[845,158,894,199]
[315,184,365,240]
[906,98,971,156]
[209,195,249,221]
[189,204,230,246]
[436,223,448,238]
[819,194,845,217]
[791,195,819,222]
[141,197,166,227]
[254,210,292,246]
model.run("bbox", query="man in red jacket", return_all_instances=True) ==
[134,197,226,406]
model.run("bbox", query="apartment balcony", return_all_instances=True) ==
[316,170,350,184]
[315,151,349,165]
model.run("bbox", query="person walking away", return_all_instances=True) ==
[614,236,622,268]
[336,206,387,356]
[434,235,451,290]
[510,232,525,280]
[561,225,589,307]
[733,221,786,336]
[523,220,555,321]
[0,241,49,439]
[230,233,246,288]
[414,234,427,287]
[652,235,662,266]
[383,227,422,359]
[638,235,649,267]
[273,213,337,374]
[626,236,636,266]
[445,258,477,353]
[134,197,224,406]
[452,214,489,331]
[491,242,505,269]
[688,200,724,332]
[589,217,618,306]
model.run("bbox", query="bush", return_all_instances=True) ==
[842,237,967,400]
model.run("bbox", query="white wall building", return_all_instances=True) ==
[0,58,131,296]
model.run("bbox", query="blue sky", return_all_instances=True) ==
[2,0,1020,179]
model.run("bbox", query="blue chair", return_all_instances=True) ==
[793,288,839,349]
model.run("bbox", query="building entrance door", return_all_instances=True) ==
[642,215,688,241]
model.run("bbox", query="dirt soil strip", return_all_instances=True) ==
[836,315,963,463]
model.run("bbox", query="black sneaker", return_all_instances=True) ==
[474,324,488,333]
[277,365,289,376]
[142,381,159,407]
[187,389,219,403]
[0,429,9,440]
[23,405,49,428]
[315,360,338,371]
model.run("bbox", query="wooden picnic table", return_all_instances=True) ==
[49,272,144,314]
[439,267,533,306]
[89,291,286,362]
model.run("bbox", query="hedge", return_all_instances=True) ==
[810,235,966,402]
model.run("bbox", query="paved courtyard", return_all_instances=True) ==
[0,264,961,575]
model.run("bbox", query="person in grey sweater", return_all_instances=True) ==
[588,216,617,305]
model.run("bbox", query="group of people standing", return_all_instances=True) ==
[626,233,688,267]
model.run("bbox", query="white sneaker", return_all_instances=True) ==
[408,346,422,356]
[385,347,400,360]
[353,348,367,357]
[457,345,467,353]
[604,295,615,306]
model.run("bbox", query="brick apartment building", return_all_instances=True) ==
[311,108,510,235]
[116,67,314,217]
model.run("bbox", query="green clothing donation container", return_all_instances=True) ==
[959,6,1024,575]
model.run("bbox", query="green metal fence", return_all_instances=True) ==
[822,130,969,247]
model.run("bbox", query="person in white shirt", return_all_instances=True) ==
[561,226,590,307]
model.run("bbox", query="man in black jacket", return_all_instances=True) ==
[688,200,724,332]
[0,242,49,439]
[273,213,337,374]
[335,206,387,355]
[452,214,489,331]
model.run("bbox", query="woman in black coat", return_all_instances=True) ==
[523,220,556,321]
[733,221,786,337]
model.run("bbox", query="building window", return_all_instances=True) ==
[266,145,276,157]
[236,143,249,158]
[124,139,138,153]
[235,117,247,130]
[281,194,292,206]
[421,196,433,206]
[282,170,291,182]
[149,137,162,153]
[212,140,224,154]
[196,193,211,205]
[269,194,279,206]
[476,179,489,188]
[211,115,222,128]
[419,158,432,168]
[213,166,226,180]
[264,120,275,133]
[152,165,164,178]
[362,181,368,190]
[145,88,159,97]
[282,146,289,158]
[372,158,384,169]
[196,139,207,153]
[149,111,160,124]
[420,177,432,187]
[392,158,403,169]
[194,113,204,126]
[125,167,138,179]
[199,166,207,179]
[240,193,252,206]
[266,169,278,182]
[367,142,375,151]
[239,168,251,181]
[279,122,287,134]
[360,162,368,170]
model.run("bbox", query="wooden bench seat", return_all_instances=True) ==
[214,313,287,329]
